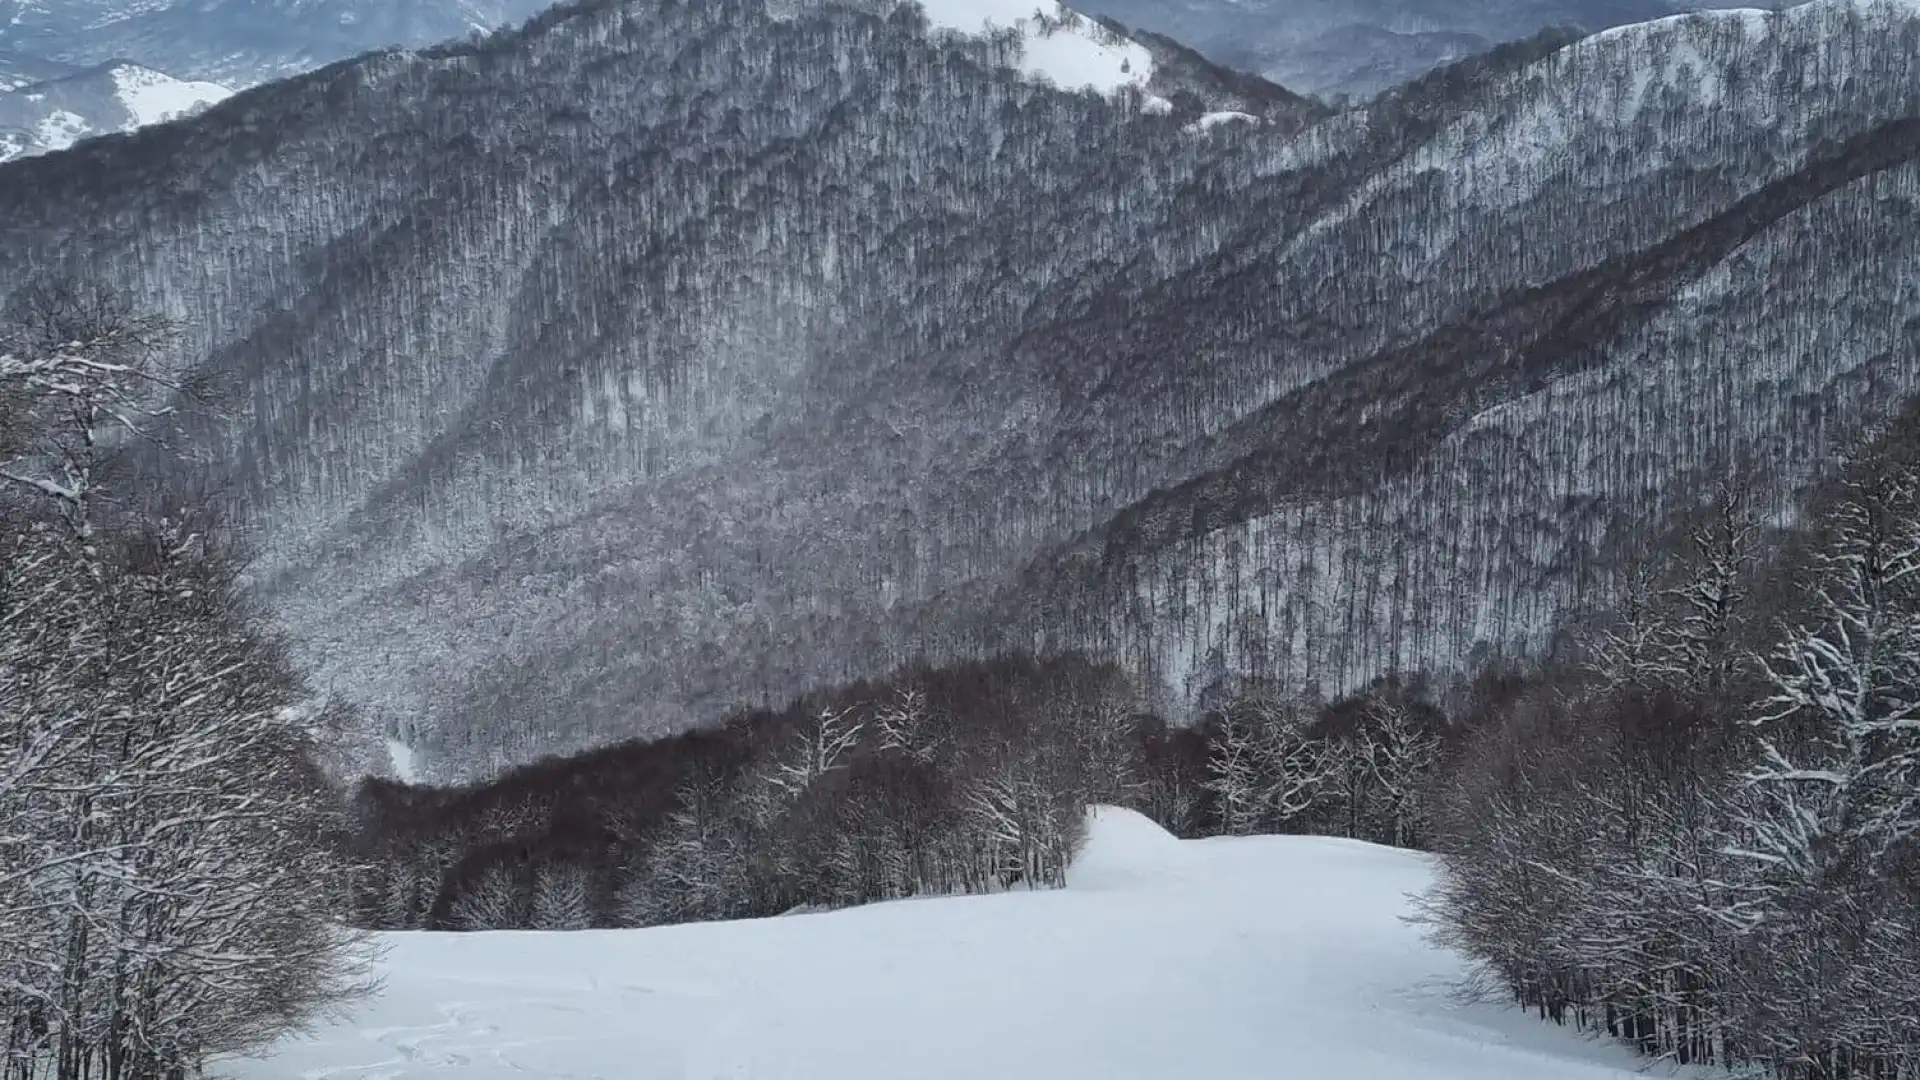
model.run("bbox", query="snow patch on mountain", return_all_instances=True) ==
[1581,3,1776,49]
[31,107,85,151]
[384,738,419,783]
[109,62,229,125]
[915,0,1157,98]
[1187,109,1256,131]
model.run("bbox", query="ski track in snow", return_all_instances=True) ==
[228,809,1715,1080]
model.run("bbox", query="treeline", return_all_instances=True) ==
[0,288,368,1080]
[350,656,1141,930]
[1423,410,1920,1079]
[346,653,1458,931]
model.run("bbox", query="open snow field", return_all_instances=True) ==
[229,809,1706,1080]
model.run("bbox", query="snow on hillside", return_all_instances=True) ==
[1187,109,1256,132]
[32,107,86,151]
[1417,0,1919,216]
[914,0,1160,99]
[109,62,230,124]
[0,61,230,162]
[226,808,1708,1080]
[384,737,420,782]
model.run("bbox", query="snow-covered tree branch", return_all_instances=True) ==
[0,289,371,1080]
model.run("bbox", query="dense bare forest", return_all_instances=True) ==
[3,0,1920,1075]
[1,0,1914,779]
[1424,408,1920,1080]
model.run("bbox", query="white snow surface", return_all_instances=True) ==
[228,807,1709,1080]
[109,63,230,125]
[32,108,86,151]
[1188,109,1257,132]
[913,0,1156,97]
[384,738,420,783]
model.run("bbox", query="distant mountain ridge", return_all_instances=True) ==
[0,0,555,87]
[0,47,76,90]
[0,59,230,161]
[1073,0,1789,99]
[0,0,1915,778]
[0,0,1319,156]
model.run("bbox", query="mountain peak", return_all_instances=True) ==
[906,0,1323,124]
[916,0,1163,102]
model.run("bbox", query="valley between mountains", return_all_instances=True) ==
[5,0,1915,777]
[3,2,1920,1078]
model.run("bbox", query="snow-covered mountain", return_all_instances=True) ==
[222,808,1698,1080]
[0,0,555,87]
[1,0,1916,777]
[1075,0,1782,99]
[0,60,229,162]
[922,0,1323,120]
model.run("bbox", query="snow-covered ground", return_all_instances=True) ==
[109,62,230,126]
[915,0,1159,99]
[32,107,87,151]
[384,738,420,783]
[228,809,1707,1080]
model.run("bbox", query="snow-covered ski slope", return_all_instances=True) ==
[231,809,1710,1080]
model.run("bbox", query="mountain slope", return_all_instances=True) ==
[1074,0,1779,100]
[224,809,1692,1080]
[0,60,230,161]
[0,0,555,87]
[1001,3,1920,696]
[0,0,1915,776]
[0,47,76,90]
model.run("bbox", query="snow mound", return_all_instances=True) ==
[1066,804,1189,889]
[914,0,1156,98]
[109,63,230,126]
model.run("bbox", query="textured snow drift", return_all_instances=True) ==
[227,808,1708,1080]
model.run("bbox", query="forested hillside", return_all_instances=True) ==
[0,0,1915,783]
[354,399,1920,1079]
[4,0,1920,1076]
